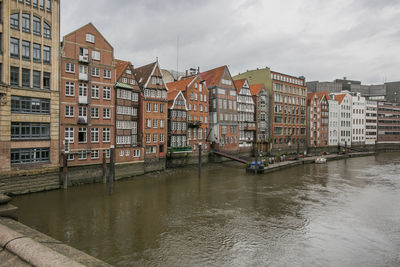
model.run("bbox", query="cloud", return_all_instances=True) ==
[61,0,400,84]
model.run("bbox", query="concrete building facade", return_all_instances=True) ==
[0,0,60,173]
[377,101,400,143]
[351,92,366,145]
[365,100,377,145]
[331,93,352,146]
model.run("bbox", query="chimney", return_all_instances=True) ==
[186,70,188,77]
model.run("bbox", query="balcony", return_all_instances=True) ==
[78,95,88,104]
[78,116,88,124]
[79,55,89,63]
[245,124,256,131]
[79,73,88,81]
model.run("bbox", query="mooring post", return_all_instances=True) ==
[109,147,115,195]
[198,144,202,178]
[63,153,68,190]
[297,143,300,160]
[102,151,107,184]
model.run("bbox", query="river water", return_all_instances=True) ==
[13,153,400,266]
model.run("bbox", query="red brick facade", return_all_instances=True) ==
[307,92,329,147]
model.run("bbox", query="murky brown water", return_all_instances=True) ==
[13,153,400,266]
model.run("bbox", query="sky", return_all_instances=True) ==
[61,0,400,84]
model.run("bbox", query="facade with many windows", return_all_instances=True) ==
[306,92,329,147]
[365,100,377,145]
[331,93,352,146]
[167,90,188,150]
[0,0,60,172]
[250,83,270,153]
[351,92,366,145]
[328,98,339,146]
[377,101,400,143]
[60,23,115,165]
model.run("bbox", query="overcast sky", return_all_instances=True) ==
[61,0,400,84]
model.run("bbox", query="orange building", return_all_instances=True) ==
[166,75,209,152]
[134,61,168,159]
[200,66,238,152]
[60,23,115,165]
[306,92,330,147]
[114,60,143,162]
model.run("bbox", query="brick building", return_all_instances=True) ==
[200,66,239,152]
[271,71,307,149]
[114,59,143,162]
[306,92,329,147]
[377,102,400,143]
[166,75,209,152]
[0,0,60,173]
[167,90,188,150]
[233,78,256,150]
[60,23,115,165]
[134,61,168,159]
[249,83,270,153]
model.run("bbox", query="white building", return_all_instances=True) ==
[331,93,352,147]
[365,100,378,144]
[328,98,339,146]
[351,93,366,145]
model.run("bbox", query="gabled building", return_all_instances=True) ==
[250,83,270,153]
[233,78,255,149]
[166,75,209,152]
[200,66,239,152]
[351,92,366,145]
[134,61,168,159]
[306,92,329,147]
[331,93,352,146]
[328,98,339,146]
[114,59,143,162]
[167,90,188,150]
[0,0,60,173]
[60,23,115,165]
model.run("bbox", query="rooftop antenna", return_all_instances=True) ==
[177,36,179,78]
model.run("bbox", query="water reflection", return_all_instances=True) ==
[13,153,400,266]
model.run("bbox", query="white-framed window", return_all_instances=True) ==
[153,119,158,128]
[91,85,99,98]
[103,108,111,119]
[65,127,74,143]
[103,69,111,79]
[78,150,87,160]
[146,103,151,112]
[91,67,100,77]
[133,149,140,158]
[153,134,158,142]
[130,79,135,85]
[91,150,99,159]
[103,87,111,100]
[104,149,110,158]
[92,51,100,61]
[79,65,88,74]
[146,134,151,143]
[103,128,110,142]
[67,154,74,161]
[91,128,99,143]
[122,77,128,83]
[65,82,75,96]
[65,106,74,117]
[86,33,95,43]
[66,63,75,73]
[154,104,158,112]
[146,119,151,128]
[120,150,124,157]
[160,120,164,129]
[132,93,139,102]
[78,127,87,143]
[160,134,165,142]
[125,150,130,156]
[78,106,87,117]
[79,83,87,96]
[91,107,99,118]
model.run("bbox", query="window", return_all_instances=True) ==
[64,82,75,96]
[22,13,30,32]
[65,127,74,143]
[160,134,165,142]
[91,150,99,159]
[146,134,151,143]
[160,120,164,129]
[22,41,30,60]
[43,72,50,89]
[39,0,44,9]
[22,69,30,88]
[43,46,51,64]
[10,38,19,58]
[11,122,50,140]
[92,51,100,61]
[153,119,158,128]
[146,119,151,128]
[91,128,99,143]
[91,107,99,118]
[10,67,19,86]
[11,148,50,165]
[46,0,51,11]
[78,106,87,117]
[91,67,100,77]
[10,14,19,30]
[133,149,140,158]
[65,106,74,117]
[91,85,99,98]
[65,63,75,73]
[86,33,95,43]
[146,146,156,154]
[33,71,41,89]
[12,96,50,114]
[103,108,111,119]
[103,87,111,100]
[78,151,87,160]
[33,43,41,62]
[103,69,111,79]
[43,22,51,38]
[78,83,87,97]
[146,103,151,112]
[33,16,41,35]
[153,134,158,142]
[33,0,38,7]
[103,128,110,142]
[132,93,139,102]
[78,128,87,143]
[154,103,158,112]
[160,104,165,113]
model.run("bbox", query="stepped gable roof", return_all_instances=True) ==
[133,62,157,87]
[115,59,130,81]
[249,84,264,96]
[199,66,226,86]
[166,76,195,92]
[234,79,246,92]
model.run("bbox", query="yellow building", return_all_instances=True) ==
[0,0,60,174]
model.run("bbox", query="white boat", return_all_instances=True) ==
[315,157,327,164]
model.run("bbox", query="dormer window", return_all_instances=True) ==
[126,69,132,75]
[86,33,95,43]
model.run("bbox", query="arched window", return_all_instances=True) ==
[33,16,41,36]
[10,13,19,30]
[43,22,51,38]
